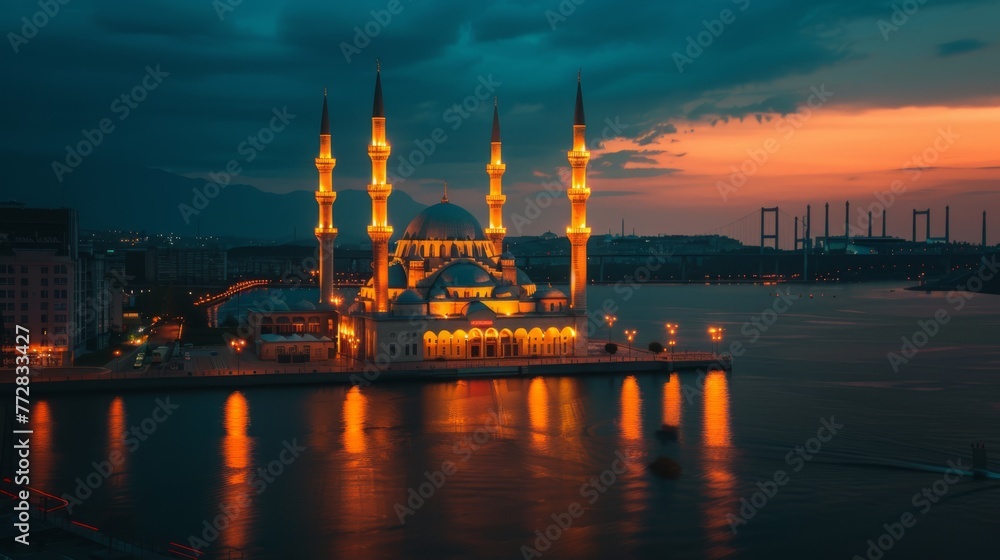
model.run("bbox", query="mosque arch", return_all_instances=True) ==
[484,327,499,358]
[545,327,562,355]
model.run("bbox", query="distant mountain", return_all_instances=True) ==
[0,152,427,243]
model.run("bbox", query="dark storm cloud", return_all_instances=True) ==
[592,149,679,179]
[1,0,997,199]
[635,123,678,146]
[935,39,988,57]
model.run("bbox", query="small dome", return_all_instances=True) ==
[463,300,496,322]
[396,289,423,304]
[500,251,515,261]
[429,286,449,300]
[402,202,487,241]
[534,287,567,300]
[435,261,495,287]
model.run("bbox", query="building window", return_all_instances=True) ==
[41,266,48,274]
[41,315,47,323]
[41,290,48,298]
[20,302,27,311]
[40,302,48,310]
[20,278,27,286]
[41,278,48,286]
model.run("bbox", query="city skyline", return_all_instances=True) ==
[3,0,999,242]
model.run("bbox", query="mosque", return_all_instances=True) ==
[252,66,593,364]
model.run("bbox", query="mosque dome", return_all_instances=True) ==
[533,287,567,300]
[433,261,496,287]
[395,289,424,304]
[402,201,487,241]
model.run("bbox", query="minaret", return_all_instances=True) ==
[314,88,338,305]
[367,62,392,313]
[566,72,591,312]
[485,98,507,256]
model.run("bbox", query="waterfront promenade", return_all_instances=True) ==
[1,343,730,395]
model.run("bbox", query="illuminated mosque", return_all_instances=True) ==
[254,66,594,364]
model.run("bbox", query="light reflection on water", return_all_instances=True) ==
[221,391,252,551]
[25,283,1000,559]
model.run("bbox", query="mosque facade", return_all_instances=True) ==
[253,66,593,364]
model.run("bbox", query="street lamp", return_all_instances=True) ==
[605,315,617,343]
[665,323,678,355]
[624,329,636,360]
[231,339,245,374]
[708,327,723,354]
[113,349,121,373]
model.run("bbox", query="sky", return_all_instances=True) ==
[3,0,999,242]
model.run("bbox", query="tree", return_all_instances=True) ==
[604,342,618,355]
[648,341,664,354]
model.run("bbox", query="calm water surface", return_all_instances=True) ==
[26,283,1000,559]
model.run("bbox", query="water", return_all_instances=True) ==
[24,283,1000,559]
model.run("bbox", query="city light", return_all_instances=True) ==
[624,329,636,359]
[665,323,678,354]
[708,327,724,354]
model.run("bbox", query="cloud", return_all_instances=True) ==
[635,122,677,145]
[592,149,679,178]
[936,39,988,57]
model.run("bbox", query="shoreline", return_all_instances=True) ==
[4,356,731,395]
